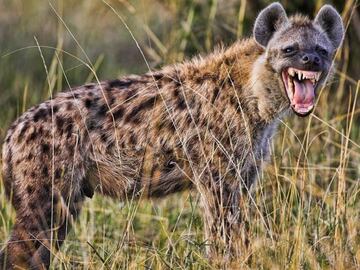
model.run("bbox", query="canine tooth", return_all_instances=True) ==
[298,72,302,80]
[289,69,295,76]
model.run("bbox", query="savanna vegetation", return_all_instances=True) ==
[0,0,359,269]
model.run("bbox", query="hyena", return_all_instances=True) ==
[0,3,344,269]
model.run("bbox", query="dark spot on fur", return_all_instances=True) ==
[108,79,133,89]
[66,102,73,110]
[42,166,49,177]
[211,87,220,104]
[173,88,179,97]
[66,121,73,139]
[125,89,138,102]
[5,134,11,143]
[100,132,109,143]
[41,143,50,154]
[52,105,59,114]
[54,168,62,179]
[108,96,116,106]
[26,130,37,142]
[129,133,137,145]
[97,104,108,117]
[224,57,234,66]
[29,201,37,210]
[26,185,34,194]
[112,107,124,120]
[56,116,65,131]
[176,94,186,110]
[125,96,157,123]
[85,84,94,89]
[81,178,94,198]
[27,153,33,160]
[266,87,272,94]
[33,108,47,122]
[31,172,36,178]
[185,114,192,125]
[195,76,205,84]
[86,119,96,131]
[84,99,93,108]
[152,73,164,80]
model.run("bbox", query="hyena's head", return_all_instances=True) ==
[253,3,344,116]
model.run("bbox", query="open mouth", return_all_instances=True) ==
[282,68,322,116]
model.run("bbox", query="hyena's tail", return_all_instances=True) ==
[1,134,18,210]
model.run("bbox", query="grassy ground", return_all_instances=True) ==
[0,0,359,269]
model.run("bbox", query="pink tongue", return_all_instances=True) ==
[293,80,315,105]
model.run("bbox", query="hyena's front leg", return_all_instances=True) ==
[198,170,250,264]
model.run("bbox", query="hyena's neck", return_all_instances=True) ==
[176,38,288,125]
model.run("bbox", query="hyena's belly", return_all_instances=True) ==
[87,145,193,200]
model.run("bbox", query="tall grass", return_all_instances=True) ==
[0,0,359,269]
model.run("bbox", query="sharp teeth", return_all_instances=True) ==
[298,71,302,81]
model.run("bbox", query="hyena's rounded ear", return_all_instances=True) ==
[314,5,344,49]
[253,2,289,48]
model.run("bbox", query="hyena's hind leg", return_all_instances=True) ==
[0,187,86,270]
[197,166,251,266]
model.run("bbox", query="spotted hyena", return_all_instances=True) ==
[0,3,344,269]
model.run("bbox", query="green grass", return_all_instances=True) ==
[0,0,359,269]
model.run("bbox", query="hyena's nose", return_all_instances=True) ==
[301,53,320,66]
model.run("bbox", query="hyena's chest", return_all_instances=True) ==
[232,122,277,187]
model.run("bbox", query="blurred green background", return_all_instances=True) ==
[0,1,359,269]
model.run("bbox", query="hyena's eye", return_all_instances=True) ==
[282,46,297,55]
